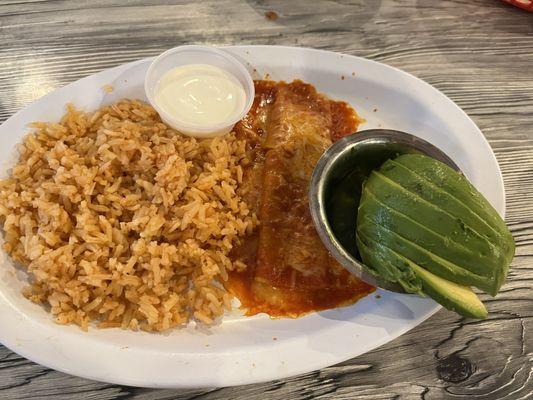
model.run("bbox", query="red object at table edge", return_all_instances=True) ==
[502,0,533,11]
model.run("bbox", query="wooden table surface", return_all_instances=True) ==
[0,1,532,399]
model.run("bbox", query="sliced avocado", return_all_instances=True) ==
[355,153,514,312]
[363,170,500,271]
[359,170,507,292]
[358,233,488,319]
[358,189,497,275]
[393,154,511,241]
[357,217,496,295]
[356,232,423,294]
[381,158,504,243]
[390,154,514,291]
[409,262,488,319]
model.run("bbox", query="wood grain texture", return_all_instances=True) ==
[0,0,532,399]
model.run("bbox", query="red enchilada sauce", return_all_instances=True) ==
[226,80,374,317]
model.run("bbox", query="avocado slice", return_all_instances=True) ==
[362,171,500,274]
[358,232,488,319]
[393,154,511,238]
[381,157,506,244]
[357,217,496,295]
[355,153,514,318]
[357,155,514,296]
[410,261,488,319]
[356,231,423,294]
[358,190,497,285]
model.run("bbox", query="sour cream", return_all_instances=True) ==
[154,64,246,128]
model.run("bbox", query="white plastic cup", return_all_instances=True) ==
[144,45,255,137]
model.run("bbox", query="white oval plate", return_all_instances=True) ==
[0,46,504,388]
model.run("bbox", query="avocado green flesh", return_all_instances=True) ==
[358,233,487,319]
[354,153,514,317]
[358,189,497,278]
[381,159,504,243]
[409,259,488,319]
[393,154,511,238]
[361,171,504,283]
[356,233,422,294]
[364,172,497,257]
[391,154,514,290]
[357,218,495,295]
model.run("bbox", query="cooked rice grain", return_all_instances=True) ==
[0,100,257,331]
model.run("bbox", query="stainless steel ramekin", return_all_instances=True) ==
[309,129,459,292]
